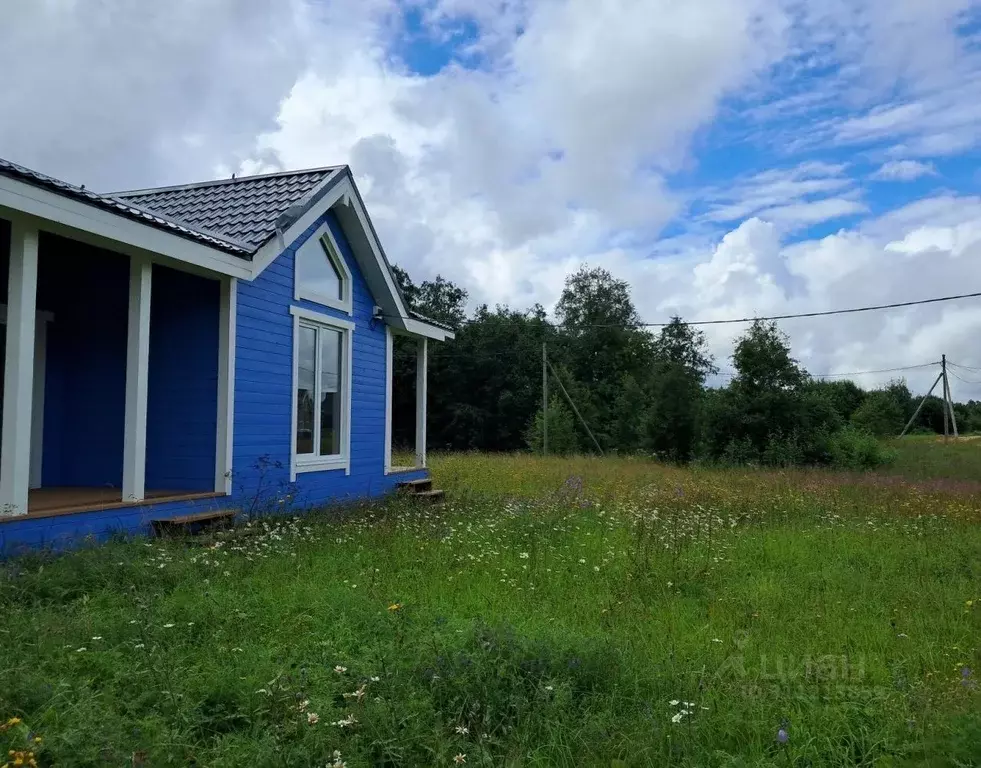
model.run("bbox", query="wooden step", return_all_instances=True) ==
[397,478,432,493]
[151,509,235,537]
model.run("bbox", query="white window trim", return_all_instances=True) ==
[289,306,354,480]
[293,224,354,315]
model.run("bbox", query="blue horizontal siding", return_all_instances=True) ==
[38,240,129,488]
[232,208,416,507]
[145,266,219,492]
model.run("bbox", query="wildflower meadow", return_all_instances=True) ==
[3,448,981,766]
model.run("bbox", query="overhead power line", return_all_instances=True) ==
[598,290,981,328]
[948,369,981,386]
[430,344,939,381]
[948,361,981,373]
[388,289,981,330]
[809,362,939,379]
[716,361,937,380]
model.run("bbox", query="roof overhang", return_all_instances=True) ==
[0,172,253,279]
[0,164,454,342]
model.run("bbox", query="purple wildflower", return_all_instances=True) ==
[777,728,789,744]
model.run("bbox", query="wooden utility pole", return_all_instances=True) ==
[546,358,605,456]
[542,341,548,456]
[900,370,943,437]
[942,355,950,441]
[942,354,959,438]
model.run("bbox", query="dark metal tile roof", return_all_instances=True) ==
[0,157,254,256]
[114,167,344,249]
[408,309,455,332]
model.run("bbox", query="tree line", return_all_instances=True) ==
[392,265,980,467]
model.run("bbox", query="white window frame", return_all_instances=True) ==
[289,306,354,479]
[293,224,353,315]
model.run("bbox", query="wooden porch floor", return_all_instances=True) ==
[25,487,223,518]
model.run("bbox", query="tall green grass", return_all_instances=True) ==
[885,434,981,484]
[2,454,980,766]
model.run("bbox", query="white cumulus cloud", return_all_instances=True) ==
[871,160,938,181]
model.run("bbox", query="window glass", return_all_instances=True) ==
[296,325,317,455]
[297,236,343,301]
[320,328,343,456]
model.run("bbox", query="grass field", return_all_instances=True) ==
[2,452,981,766]
[884,434,981,485]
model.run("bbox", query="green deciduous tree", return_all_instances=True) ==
[554,266,656,449]
[851,390,905,437]
[391,261,964,465]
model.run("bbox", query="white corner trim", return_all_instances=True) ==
[293,224,354,315]
[0,175,252,279]
[289,305,355,481]
[384,326,393,475]
[122,256,152,502]
[215,276,237,494]
[289,305,355,330]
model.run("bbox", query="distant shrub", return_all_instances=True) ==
[828,426,897,470]
[850,391,905,437]
[526,396,580,455]
[719,435,757,465]
[761,429,812,467]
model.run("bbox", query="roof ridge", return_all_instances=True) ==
[111,165,347,198]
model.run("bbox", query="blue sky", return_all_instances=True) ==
[386,1,981,251]
[3,0,981,394]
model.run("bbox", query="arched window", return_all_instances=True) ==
[295,225,353,314]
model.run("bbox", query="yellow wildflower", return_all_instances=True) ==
[388,603,402,612]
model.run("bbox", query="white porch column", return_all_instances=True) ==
[0,220,39,516]
[122,257,152,501]
[215,276,236,494]
[414,336,428,468]
[384,327,393,472]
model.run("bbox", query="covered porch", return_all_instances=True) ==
[385,327,430,475]
[0,217,236,518]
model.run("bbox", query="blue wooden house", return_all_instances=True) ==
[0,157,453,553]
